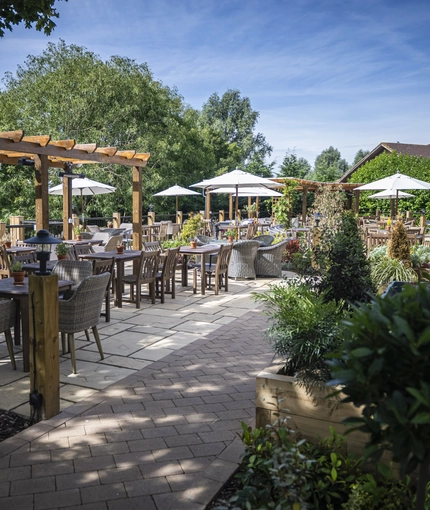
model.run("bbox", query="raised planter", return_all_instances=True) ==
[256,362,367,456]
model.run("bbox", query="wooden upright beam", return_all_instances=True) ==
[132,166,142,250]
[34,154,49,230]
[302,186,308,226]
[63,176,73,240]
[205,191,211,220]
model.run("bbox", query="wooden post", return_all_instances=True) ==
[229,194,233,220]
[420,214,426,228]
[112,212,121,230]
[0,222,5,240]
[9,215,24,244]
[354,191,360,215]
[148,212,155,225]
[219,210,224,222]
[205,191,211,220]
[34,154,50,230]
[63,176,73,240]
[406,211,411,221]
[302,186,308,227]
[131,166,143,250]
[29,273,60,420]
[72,214,79,239]
[247,196,251,218]
[176,211,183,224]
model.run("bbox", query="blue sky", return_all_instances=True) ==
[1,0,430,173]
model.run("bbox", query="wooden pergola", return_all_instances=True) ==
[0,130,150,249]
[270,177,363,219]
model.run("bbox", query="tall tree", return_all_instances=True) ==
[311,146,349,182]
[0,40,214,220]
[0,0,67,37]
[278,150,311,179]
[198,89,274,176]
[353,149,370,165]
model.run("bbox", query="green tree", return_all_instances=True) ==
[0,41,214,220]
[278,150,311,179]
[198,89,273,176]
[311,146,349,182]
[353,149,369,166]
[0,0,67,37]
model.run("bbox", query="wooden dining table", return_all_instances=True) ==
[180,244,221,295]
[6,246,36,255]
[0,277,74,371]
[78,250,142,307]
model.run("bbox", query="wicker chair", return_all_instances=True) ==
[228,240,260,279]
[155,247,180,303]
[255,240,289,277]
[92,235,124,253]
[92,258,115,321]
[196,235,216,246]
[193,243,232,295]
[52,260,93,289]
[59,272,110,374]
[252,235,275,247]
[123,250,159,307]
[0,299,16,369]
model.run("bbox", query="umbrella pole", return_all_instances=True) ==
[176,195,178,213]
[390,198,395,218]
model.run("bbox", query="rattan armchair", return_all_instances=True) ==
[228,240,260,279]
[0,299,16,369]
[255,240,289,277]
[252,235,275,247]
[52,260,93,290]
[59,272,110,374]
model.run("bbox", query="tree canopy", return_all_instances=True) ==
[198,89,274,177]
[278,150,311,179]
[310,146,349,182]
[0,0,67,37]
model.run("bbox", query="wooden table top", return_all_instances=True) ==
[0,277,73,295]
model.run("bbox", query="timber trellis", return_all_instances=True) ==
[0,130,150,249]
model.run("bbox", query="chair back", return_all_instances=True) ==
[103,235,124,251]
[143,241,163,252]
[252,235,274,246]
[53,259,93,288]
[367,232,390,253]
[74,243,95,259]
[158,223,168,241]
[140,250,159,282]
[59,273,111,332]
[215,243,233,274]
[91,232,111,244]
[196,235,213,246]
[0,245,11,278]
[10,252,37,264]
[161,247,180,280]
[245,221,258,240]
[86,225,100,233]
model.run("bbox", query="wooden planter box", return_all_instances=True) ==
[256,363,368,456]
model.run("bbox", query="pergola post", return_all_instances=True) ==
[34,154,49,230]
[62,176,73,240]
[354,190,360,214]
[205,191,211,220]
[132,165,142,250]
[302,186,308,226]
[229,194,233,220]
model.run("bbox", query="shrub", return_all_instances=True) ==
[179,212,204,241]
[329,283,430,510]
[283,238,300,262]
[370,256,418,289]
[411,245,430,267]
[253,279,346,392]
[387,217,411,265]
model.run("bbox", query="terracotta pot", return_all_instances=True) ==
[116,245,124,254]
[189,241,197,249]
[4,242,11,249]
[228,236,234,243]
[76,235,82,241]
[12,271,25,285]
[57,254,67,260]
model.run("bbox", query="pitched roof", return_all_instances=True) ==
[338,142,430,183]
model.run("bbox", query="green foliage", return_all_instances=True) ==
[279,149,311,179]
[370,257,418,288]
[329,284,430,509]
[161,239,187,249]
[352,152,430,216]
[179,213,204,241]
[225,229,236,238]
[352,149,370,166]
[310,146,350,182]
[198,89,274,176]
[368,245,388,263]
[0,0,67,37]
[310,185,345,232]
[314,212,375,306]
[55,243,71,255]
[387,217,411,265]
[253,279,346,392]
[411,245,430,267]
[272,179,297,227]
[10,261,23,272]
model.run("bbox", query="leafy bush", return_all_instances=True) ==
[329,283,430,510]
[370,256,418,288]
[368,245,388,263]
[253,279,346,392]
[283,238,301,262]
[387,217,411,265]
[179,212,204,241]
[411,245,430,267]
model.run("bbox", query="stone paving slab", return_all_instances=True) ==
[0,307,274,509]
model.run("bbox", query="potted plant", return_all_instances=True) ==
[179,213,204,243]
[225,229,236,242]
[107,221,113,228]
[10,261,25,285]
[74,225,84,240]
[55,243,71,260]
[116,242,124,254]
[189,238,197,249]
[2,233,11,249]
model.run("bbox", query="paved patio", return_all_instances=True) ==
[0,272,291,508]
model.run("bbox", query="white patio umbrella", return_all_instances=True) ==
[368,189,415,217]
[191,169,278,221]
[208,186,282,197]
[354,172,430,215]
[49,177,116,222]
[153,184,200,211]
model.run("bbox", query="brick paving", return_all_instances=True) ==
[0,309,274,509]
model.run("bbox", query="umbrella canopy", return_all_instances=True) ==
[208,186,282,197]
[191,169,278,221]
[368,190,415,199]
[49,177,116,221]
[354,172,430,216]
[153,184,200,211]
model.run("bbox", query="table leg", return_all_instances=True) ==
[200,254,206,295]
[14,299,21,346]
[115,260,124,308]
[182,255,189,286]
